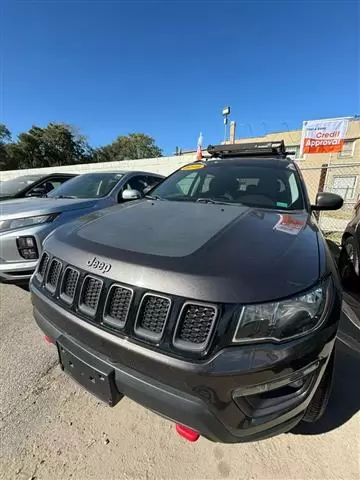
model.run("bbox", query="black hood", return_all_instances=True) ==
[45,200,322,303]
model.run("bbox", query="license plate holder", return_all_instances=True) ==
[57,337,123,406]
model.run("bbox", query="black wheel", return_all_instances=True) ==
[339,236,359,289]
[302,351,335,423]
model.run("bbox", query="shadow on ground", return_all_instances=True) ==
[291,239,360,435]
[292,339,360,436]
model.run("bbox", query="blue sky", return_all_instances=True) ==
[1,0,359,154]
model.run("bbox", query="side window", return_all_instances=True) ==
[27,176,72,196]
[146,176,162,188]
[288,173,300,204]
[48,181,61,190]
[27,179,55,196]
[123,176,150,194]
[50,177,73,189]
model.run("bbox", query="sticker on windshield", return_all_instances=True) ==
[273,214,305,236]
[181,164,205,171]
[276,202,288,208]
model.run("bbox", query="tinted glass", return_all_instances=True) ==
[26,177,72,196]
[46,179,68,190]
[151,163,305,210]
[48,173,123,199]
[0,175,43,197]
[123,175,151,193]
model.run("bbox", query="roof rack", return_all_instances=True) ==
[207,141,288,159]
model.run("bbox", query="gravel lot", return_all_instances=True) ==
[0,284,359,480]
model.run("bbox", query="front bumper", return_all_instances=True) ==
[0,224,55,285]
[31,283,339,443]
[0,259,38,284]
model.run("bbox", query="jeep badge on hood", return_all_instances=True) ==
[87,256,112,274]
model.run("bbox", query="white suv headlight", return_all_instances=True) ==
[233,279,331,343]
[0,214,57,231]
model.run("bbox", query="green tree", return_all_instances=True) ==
[0,125,162,171]
[0,124,11,144]
[102,133,162,161]
[13,123,93,169]
[0,124,13,170]
[92,146,113,163]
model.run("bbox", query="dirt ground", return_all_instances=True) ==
[0,284,359,480]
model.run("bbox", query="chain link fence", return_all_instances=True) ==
[300,162,360,238]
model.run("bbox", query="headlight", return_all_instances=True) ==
[0,214,57,231]
[233,280,331,343]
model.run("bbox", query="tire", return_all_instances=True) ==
[302,352,335,423]
[339,236,359,289]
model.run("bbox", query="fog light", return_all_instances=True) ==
[17,236,39,260]
[21,248,38,259]
[18,237,36,248]
[233,361,320,397]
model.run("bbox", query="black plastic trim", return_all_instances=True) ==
[102,283,134,329]
[78,274,103,318]
[60,266,80,306]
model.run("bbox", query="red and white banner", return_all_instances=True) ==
[300,117,349,155]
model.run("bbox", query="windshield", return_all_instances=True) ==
[0,175,43,197]
[150,163,305,210]
[47,172,124,199]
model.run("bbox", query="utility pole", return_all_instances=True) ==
[222,106,231,143]
[229,121,236,144]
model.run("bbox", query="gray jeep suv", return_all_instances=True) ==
[30,142,343,443]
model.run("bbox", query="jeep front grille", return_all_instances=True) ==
[79,275,103,317]
[135,294,171,341]
[38,258,222,357]
[37,252,49,280]
[173,303,218,352]
[103,284,133,328]
[45,259,62,293]
[60,267,79,304]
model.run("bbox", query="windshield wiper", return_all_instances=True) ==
[50,195,77,199]
[145,194,165,201]
[196,198,238,206]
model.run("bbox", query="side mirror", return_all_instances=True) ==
[311,192,343,211]
[121,189,142,201]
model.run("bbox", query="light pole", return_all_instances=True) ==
[222,106,231,143]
